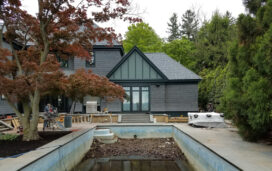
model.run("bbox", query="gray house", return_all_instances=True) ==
[0,41,201,116]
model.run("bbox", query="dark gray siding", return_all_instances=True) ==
[102,99,121,112]
[73,57,85,70]
[0,42,15,114]
[165,84,198,112]
[150,84,166,112]
[92,50,122,76]
[0,99,14,114]
[74,50,122,76]
[107,83,199,113]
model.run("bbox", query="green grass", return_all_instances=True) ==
[0,134,19,141]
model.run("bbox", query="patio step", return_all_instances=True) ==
[121,114,151,123]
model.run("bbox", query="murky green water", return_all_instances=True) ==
[76,158,193,171]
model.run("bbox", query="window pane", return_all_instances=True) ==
[142,87,148,91]
[132,91,140,111]
[132,87,139,91]
[141,87,149,111]
[86,52,95,68]
[123,87,130,111]
[124,87,130,91]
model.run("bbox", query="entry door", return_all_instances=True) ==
[122,86,149,112]
[132,87,140,111]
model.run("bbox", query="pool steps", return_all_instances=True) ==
[94,129,117,144]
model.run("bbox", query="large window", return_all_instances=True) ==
[122,86,150,112]
[57,55,69,68]
[132,87,140,111]
[86,52,95,68]
[123,87,131,111]
[141,87,149,111]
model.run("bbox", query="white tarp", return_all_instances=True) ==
[188,112,227,128]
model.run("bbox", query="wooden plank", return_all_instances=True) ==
[0,120,13,129]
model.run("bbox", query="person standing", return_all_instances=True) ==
[43,104,51,131]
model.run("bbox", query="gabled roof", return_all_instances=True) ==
[145,53,201,81]
[107,46,201,82]
[107,46,168,80]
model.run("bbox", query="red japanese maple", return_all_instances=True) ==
[0,0,139,141]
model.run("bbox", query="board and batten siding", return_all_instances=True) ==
[110,52,162,80]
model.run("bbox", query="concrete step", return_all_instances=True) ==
[122,121,151,123]
[94,132,115,140]
[122,119,150,121]
[122,117,150,119]
[121,119,150,121]
[94,129,111,135]
[96,136,118,144]
[121,114,152,123]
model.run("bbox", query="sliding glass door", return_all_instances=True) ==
[123,87,131,112]
[141,87,149,111]
[122,86,150,112]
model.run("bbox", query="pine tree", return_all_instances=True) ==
[181,10,199,41]
[221,0,272,141]
[167,13,180,42]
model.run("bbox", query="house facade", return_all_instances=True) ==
[0,41,201,116]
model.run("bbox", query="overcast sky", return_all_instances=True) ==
[21,0,245,39]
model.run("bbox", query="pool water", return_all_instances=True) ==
[76,158,193,171]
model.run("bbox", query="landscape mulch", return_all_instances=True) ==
[0,131,71,157]
[84,138,186,161]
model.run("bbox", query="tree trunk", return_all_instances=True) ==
[70,101,75,114]
[22,91,41,141]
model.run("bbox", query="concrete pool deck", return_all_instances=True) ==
[67,122,272,171]
[174,124,272,171]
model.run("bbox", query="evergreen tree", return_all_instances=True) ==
[167,13,180,42]
[195,12,237,111]
[221,0,272,141]
[181,9,199,41]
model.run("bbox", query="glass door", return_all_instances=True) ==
[122,86,150,112]
[141,87,149,111]
[123,87,131,112]
[132,87,140,111]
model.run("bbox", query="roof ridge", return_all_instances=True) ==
[144,52,164,54]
